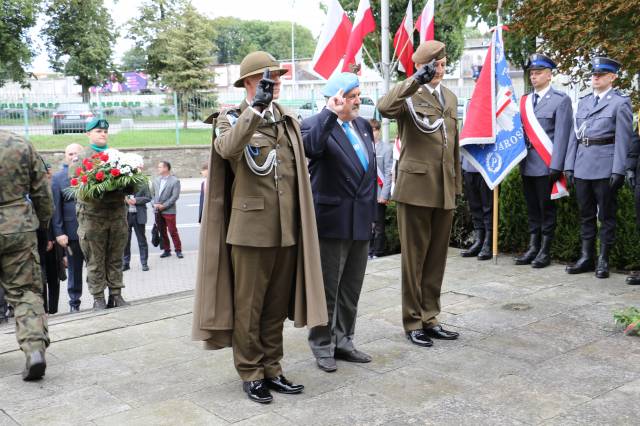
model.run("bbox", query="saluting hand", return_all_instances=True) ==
[327,89,346,115]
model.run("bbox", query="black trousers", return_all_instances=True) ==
[575,178,618,245]
[67,239,84,308]
[636,184,640,229]
[41,249,60,314]
[463,171,493,231]
[369,203,387,256]
[522,175,558,236]
[124,213,149,265]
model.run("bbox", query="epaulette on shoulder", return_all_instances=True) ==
[614,89,630,98]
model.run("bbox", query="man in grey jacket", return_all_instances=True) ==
[369,119,393,258]
[515,54,573,269]
[564,56,633,278]
[151,161,183,258]
[123,185,152,271]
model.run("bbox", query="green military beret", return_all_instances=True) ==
[85,118,109,132]
[412,40,446,65]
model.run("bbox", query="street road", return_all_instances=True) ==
[0,120,209,136]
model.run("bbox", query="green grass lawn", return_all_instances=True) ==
[31,129,211,150]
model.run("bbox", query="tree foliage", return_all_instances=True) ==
[126,0,182,79]
[42,0,117,102]
[339,0,467,77]
[120,46,147,72]
[159,2,215,128]
[0,0,41,87]
[210,17,316,64]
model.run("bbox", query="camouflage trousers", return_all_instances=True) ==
[0,231,49,352]
[77,206,128,298]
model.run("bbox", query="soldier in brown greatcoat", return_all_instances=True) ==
[191,51,327,404]
[378,40,462,348]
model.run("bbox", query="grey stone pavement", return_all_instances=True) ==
[1,250,640,425]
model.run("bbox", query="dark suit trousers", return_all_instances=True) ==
[231,245,296,382]
[124,213,149,265]
[576,178,618,244]
[308,238,368,358]
[522,175,557,236]
[397,203,453,331]
[40,249,60,314]
[464,171,493,232]
[369,203,387,256]
[67,240,84,308]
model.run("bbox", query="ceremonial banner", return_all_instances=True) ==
[460,27,527,190]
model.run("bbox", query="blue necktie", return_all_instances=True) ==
[533,93,539,108]
[593,95,600,107]
[341,122,369,170]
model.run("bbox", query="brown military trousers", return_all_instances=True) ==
[77,205,128,297]
[231,245,297,382]
[0,231,49,352]
[397,203,453,332]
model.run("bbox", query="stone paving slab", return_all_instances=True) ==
[1,250,639,425]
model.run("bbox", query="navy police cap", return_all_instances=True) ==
[591,56,621,74]
[85,118,109,132]
[526,53,556,70]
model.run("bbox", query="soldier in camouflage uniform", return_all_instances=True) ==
[0,130,53,381]
[73,118,129,309]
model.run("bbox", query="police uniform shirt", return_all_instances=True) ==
[592,87,612,106]
[533,85,551,107]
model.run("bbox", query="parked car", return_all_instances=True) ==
[294,96,378,122]
[52,103,95,134]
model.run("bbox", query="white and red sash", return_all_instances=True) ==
[519,94,569,200]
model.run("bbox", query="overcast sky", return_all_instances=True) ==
[30,0,327,73]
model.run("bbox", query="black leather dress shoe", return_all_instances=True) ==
[160,251,171,258]
[406,330,433,347]
[335,349,372,363]
[242,380,273,404]
[316,357,337,372]
[22,350,46,381]
[423,325,459,340]
[176,251,184,259]
[69,305,80,313]
[266,375,304,394]
[627,273,640,285]
[142,264,150,271]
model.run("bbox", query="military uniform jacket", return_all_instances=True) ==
[191,101,328,349]
[0,131,52,234]
[520,87,573,177]
[377,78,462,210]
[564,89,633,180]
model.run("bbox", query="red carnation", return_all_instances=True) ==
[100,153,109,162]
[70,178,79,186]
[81,175,88,184]
[95,170,105,181]
[110,168,121,177]
[75,167,83,177]
[85,162,93,171]
[91,153,100,159]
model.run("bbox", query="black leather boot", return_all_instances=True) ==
[595,244,611,279]
[514,233,541,265]
[22,349,46,381]
[477,230,492,261]
[461,229,484,257]
[531,235,552,268]
[626,272,640,285]
[566,239,596,274]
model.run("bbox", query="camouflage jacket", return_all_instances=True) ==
[0,131,53,234]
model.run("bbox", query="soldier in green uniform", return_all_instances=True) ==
[378,40,462,347]
[73,118,128,309]
[0,130,53,380]
[192,51,327,404]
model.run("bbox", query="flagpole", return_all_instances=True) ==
[493,0,503,264]
[362,45,382,76]
[381,0,390,144]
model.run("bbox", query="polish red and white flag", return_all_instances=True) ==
[393,0,414,76]
[415,0,435,42]
[311,0,353,79]
[342,0,376,72]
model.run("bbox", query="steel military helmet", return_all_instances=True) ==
[233,51,289,88]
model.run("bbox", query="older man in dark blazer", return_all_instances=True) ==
[123,185,152,271]
[301,72,376,373]
[52,143,84,312]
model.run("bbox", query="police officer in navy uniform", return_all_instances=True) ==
[564,57,634,278]
[515,54,573,268]
[625,125,640,285]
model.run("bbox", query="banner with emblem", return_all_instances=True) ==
[460,26,527,190]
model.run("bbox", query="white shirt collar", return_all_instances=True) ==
[534,85,551,99]
[593,87,612,99]
[336,118,351,128]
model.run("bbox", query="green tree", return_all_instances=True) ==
[42,0,117,102]
[120,46,147,71]
[339,0,468,77]
[126,0,182,80]
[0,0,41,87]
[210,17,316,64]
[160,3,215,128]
